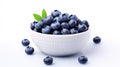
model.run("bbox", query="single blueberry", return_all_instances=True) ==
[30,21,38,30]
[81,20,89,28]
[61,28,70,34]
[77,24,88,32]
[43,56,53,65]
[59,13,69,22]
[69,19,77,28]
[61,22,69,29]
[77,19,82,25]
[21,39,30,46]
[25,46,34,55]
[35,21,44,32]
[41,26,51,34]
[78,56,88,64]
[42,15,53,25]
[53,17,59,22]
[69,15,78,20]
[93,36,101,44]
[53,30,61,35]
[51,10,61,17]
[51,22,61,30]
[70,28,78,34]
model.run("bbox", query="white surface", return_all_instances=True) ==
[1,0,120,67]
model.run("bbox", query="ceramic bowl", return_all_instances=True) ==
[30,28,90,56]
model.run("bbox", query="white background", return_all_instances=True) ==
[1,0,120,67]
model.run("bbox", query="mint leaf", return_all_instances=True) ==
[33,13,42,22]
[42,9,47,18]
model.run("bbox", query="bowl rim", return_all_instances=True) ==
[30,27,90,37]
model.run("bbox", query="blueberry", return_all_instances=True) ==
[78,56,88,64]
[53,17,59,22]
[25,46,34,55]
[21,39,30,46]
[30,21,38,30]
[42,15,53,25]
[93,36,101,44]
[59,13,69,22]
[70,28,78,34]
[69,15,78,20]
[77,19,82,25]
[69,19,77,28]
[43,56,53,65]
[53,30,61,35]
[33,28,38,32]
[61,28,70,34]
[51,22,60,30]
[61,22,69,29]
[51,10,61,17]
[81,20,89,28]
[41,26,51,34]
[77,24,88,32]
[35,21,44,32]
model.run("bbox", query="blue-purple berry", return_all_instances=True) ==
[25,46,34,55]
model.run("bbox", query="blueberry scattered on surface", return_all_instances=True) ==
[22,39,30,46]
[25,46,34,55]
[78,56,88,64]
[43,56,53,65]
[93,36,101,44]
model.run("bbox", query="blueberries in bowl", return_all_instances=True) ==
[70,28,78,34]
[42,15,53,25]
[77,24,88,32]
[30,10,89,35]
[69,19,77,28]
[30,21,38,30]
[41,26,52,34]
[61,22,69,29]
[51,22,61,30]
[51,10,61,18]
[69,15,78,20]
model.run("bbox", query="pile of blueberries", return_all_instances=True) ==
[21,36,101,65]
[30,10,89,35]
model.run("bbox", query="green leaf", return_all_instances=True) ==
[42,9,47,18]
[33,13,42,22]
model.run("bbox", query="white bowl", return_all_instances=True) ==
[30,29,90,56]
